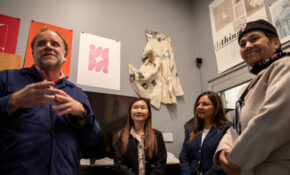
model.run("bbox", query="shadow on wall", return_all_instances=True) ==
[166,96,185,121]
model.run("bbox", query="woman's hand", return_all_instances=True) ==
[219,149,240,175]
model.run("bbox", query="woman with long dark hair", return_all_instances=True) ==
[113,98,167,175]
[179,91,231,175]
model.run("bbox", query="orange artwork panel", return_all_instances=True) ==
[24,20,73,77]
[0,52,22,71]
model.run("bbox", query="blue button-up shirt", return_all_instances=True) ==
[0,66,102,175]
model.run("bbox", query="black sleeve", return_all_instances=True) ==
[151,130,167,175]
[113,136,136,175]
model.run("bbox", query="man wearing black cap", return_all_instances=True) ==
[213,19,290,175]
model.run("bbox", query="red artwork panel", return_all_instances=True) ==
[0,14,21,54]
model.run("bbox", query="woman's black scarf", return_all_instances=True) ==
[250,52,290,75]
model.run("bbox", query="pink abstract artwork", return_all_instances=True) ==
[88,44,109,73]
[77,32,120,90]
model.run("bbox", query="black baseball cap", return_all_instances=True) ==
[238,19,278,43]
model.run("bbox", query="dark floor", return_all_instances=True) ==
[80,163,180,175]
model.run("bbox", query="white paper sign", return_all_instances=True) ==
[269,0,290,44]
[209,0,267,73]
[77,32,121,90]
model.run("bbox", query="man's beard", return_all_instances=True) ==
[34,56,65,71]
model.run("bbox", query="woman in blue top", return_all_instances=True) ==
[179,91,231,175]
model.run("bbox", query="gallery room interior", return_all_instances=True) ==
[1,0,289,174]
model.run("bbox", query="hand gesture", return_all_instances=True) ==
[8,81,57,114]
[219,149,240,175]
[51,89,86,117]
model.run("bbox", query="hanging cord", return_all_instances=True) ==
[196,57,203,92]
